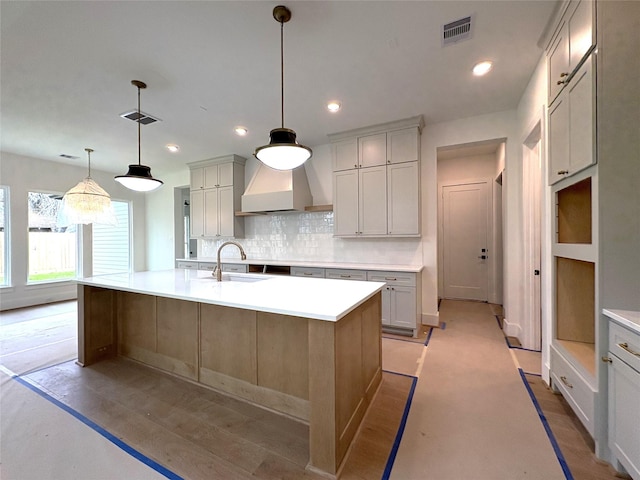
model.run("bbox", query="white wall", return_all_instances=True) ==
[0,151,147,310]
[421,110,519,325]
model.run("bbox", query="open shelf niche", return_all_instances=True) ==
[555,256,596,376]
[557,177,592,244]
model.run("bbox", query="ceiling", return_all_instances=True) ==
[1,1,558,176]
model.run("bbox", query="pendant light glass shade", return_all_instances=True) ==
[255,128,312,170]
[254,6,312,171]
[115,80,163,192]
[58,148,117,227]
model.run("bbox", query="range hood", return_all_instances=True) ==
[241,163,313,213]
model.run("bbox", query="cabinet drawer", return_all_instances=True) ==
[367,271,416,286]
[325,269,367,281]
[222,263,248,273]
[551,345,595,434]
[177,261,197,269]
[198,262,217,271]
[609,322,640,373]
[290,266,325,278]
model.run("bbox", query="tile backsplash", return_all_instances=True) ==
[200,211,422,265]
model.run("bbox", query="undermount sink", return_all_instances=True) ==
[219,273,267,283]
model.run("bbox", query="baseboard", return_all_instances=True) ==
[0,284,77,311]
[502,317,522,341]
[421,311,439,327]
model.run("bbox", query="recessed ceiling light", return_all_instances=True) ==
[166,144,180,153]
[472,61,493,76]
[327,101,341,113]
[234,126,248,136]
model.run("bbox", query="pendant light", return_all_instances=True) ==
[115,80,163,192]
[254,5,312,171]
[57,148,117,227]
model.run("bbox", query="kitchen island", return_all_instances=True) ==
[76,269,384,478]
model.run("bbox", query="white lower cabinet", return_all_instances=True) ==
[550,345,596,435]
[606,316,640,479]
[368,271,420,336]
[290,266,325,278]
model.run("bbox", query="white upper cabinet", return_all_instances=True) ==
[358,133,387,168]
[329,116,423,238]
[548,0,595,105]
[187,155,246,238]
[549,53,595,185]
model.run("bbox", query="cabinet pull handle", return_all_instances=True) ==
[385,277,397,281]
[557,80,566,85]
[560,376,573,388]
[601,356,613,363]
[340,275,351,278]
[560,72,569,77]
[619,343,640,357]
[304,272,313,276]
[557,170,569,175]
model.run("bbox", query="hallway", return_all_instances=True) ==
[0,299,622,479]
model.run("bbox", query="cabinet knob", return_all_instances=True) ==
[601,356,613,363]
[354,164,358,168]
[560,72,569,77]
[557,80,566,85]
[557,170,569,175]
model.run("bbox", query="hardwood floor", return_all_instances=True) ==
[23,358,413,480]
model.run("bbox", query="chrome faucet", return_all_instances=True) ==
[214,241,247,281]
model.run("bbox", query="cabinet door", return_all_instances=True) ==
[359,133,387,168]
[387,161,419,235]
[568,55,595,176]
[387,128,419,164]
[548,22,570,104]
[203,189,219,237]
[390,286,417,329]
[217,186,234,237]
[190,190,204,237]
[190,167,204,191]
[332,138,358,171]
[608,355,640,479]
[203,165,219,189]
[359,165,387,235]
[333,170,359,236]
[568,0,595,72]
[381,287,392,326]
[217,162,234,187]
[548,94,570,184]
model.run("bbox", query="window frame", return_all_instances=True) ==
[0,185,10,287]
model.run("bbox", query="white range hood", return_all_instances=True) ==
[241,163,313,213]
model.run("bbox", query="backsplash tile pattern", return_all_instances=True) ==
[200,212,421,265]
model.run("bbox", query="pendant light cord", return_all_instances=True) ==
[87,150,91,178]
[280,19,285,129]
[137,85,142,166]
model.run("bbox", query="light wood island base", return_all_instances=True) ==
[77,284,382,478]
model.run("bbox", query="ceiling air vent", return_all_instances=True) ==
[442,15,473,46]
[119,110,161,125]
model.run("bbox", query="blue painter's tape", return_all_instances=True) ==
[440,322,446,330]
[13,376,183,480]
[517,369,573,480]
[424,327,434,347]
[382,374,418,480]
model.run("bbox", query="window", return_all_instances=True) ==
[92,200,131,275]
[28,192,77,282]
[0,186,9,286]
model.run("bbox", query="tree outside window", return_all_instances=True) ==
[28,192,77,282]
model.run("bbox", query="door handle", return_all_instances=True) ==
[478,255,487,260]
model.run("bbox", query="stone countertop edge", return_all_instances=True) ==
[603,308,640,335]
[77,270,385,322]
[177,257,424,273]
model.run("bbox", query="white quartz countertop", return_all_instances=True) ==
[77,269,384,322]
[603,309,640,335]
[177,257,423,273]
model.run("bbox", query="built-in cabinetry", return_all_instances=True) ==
[604,310,640,480]
[188,155,245,239]
[548,0,640,470]
[329,116,423,237]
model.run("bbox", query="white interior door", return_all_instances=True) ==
[442,182,489,301]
